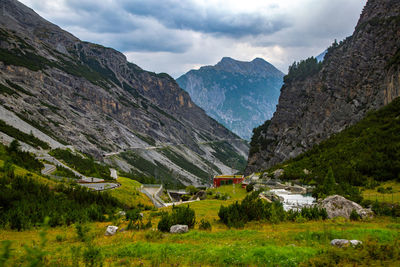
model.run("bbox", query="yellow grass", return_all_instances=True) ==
[0,159,57,187]
[160,184,248,222]
[362,181,400,203]
[109,177,153,208]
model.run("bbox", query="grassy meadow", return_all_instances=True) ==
[1,183,400,266]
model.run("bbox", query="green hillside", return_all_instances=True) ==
[265,97,400,200]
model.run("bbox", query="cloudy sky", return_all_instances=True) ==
[20,0,366,78]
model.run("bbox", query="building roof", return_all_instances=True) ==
[214,175,243,179]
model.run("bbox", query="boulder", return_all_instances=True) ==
[319,195,373,219]
[105,225,118,236]
[170,224,188,234]
[303,169,311,175]
[331,239,349,247]
[331,239,362,247]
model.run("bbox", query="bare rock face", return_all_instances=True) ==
[0,0,248,186]
[246,0,400,173]
[319,195,373,219]
[170,225,188,234]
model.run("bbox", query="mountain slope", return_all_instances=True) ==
[267,96,400,184]
[246,0,400,174]
[177,57,284,140]
[0,0,248,187]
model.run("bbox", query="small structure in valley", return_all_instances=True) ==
[213,175,244,187]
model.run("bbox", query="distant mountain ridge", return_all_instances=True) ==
[177,57,284,140]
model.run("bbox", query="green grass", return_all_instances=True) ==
[109,177,153,209]
[1,181,400,266]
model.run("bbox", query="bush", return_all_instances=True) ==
[75,224,91,242]
[218,191,327,228]
[157,205,196,232]
[246,184,254,192]
[186,185,199,195]
[350,209,361,221]
[198,219,212,231]
[157,213,173,232]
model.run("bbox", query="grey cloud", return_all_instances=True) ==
[119,0,290,37]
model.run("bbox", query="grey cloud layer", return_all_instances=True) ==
[20,0,365,76]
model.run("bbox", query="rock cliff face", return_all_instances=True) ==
[0,0,248,187]
[246,0,400,174]
[177,57,283,140]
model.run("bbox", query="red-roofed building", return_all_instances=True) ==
[213,175,244,187]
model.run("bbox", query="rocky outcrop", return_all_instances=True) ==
[246,0,400,173]
[318,195,373,219]
[177,57,283,140]
[0,0,248,186]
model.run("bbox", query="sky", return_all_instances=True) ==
[20,0,366,78]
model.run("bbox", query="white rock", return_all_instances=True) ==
[105,225,118,236]
[350,240,362,246]
[170,224,188,234]
[319,195,373,219]
[330,239,349,247]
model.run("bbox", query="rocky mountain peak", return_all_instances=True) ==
[245,0,400,174]
[177,57,284,140]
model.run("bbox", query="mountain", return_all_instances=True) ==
[246,0,400,174]
[0,0,249,187]
[177,57,284,140]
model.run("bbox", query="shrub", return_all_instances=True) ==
[157,205,196,232]
[246,184,254,192]
[219,191,327,228]
[75,224,91,242]
[157,213,173,232]
[198,219,212,231]
[186,185,199,195]
[350,209,361,221]
[83,245,103,267]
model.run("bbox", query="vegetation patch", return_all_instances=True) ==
[0,120,50,149]
[0,173,122,230]
[209,141,247,172]
[284,57,322,83]
[160,147,209,181]
[49,148,111,180]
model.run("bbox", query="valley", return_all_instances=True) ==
[0,0,399,266]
